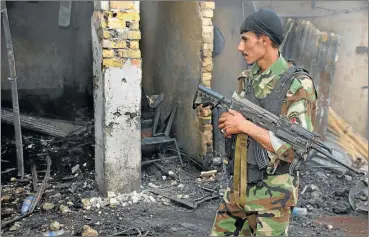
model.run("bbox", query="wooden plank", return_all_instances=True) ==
[328,106,368,162]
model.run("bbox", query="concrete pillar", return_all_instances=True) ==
[196,1,215,167]
[91,1,142,196]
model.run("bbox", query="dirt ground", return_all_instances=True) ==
[1,121,368,236]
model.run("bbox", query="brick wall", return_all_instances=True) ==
[92,0,216,172]
[197,1,215,166]
[199,1,215,88]
[94,1,141,69]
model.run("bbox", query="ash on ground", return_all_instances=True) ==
[1,123,368,236]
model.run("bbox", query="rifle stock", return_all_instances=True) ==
[193,84,365,175]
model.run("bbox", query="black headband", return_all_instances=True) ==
[240,9,284,46]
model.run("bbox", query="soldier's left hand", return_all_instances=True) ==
[218,109,248,137]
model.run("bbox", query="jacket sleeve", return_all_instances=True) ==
[267,76,317,162]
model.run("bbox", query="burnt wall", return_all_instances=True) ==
[1,1,94,118]
[211,0,253,98]
[281,19,341,140]
[140,2,203,158]
[255,0,369,138]
[212,1,367,140]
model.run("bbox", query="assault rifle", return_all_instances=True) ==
[193,84,365,175]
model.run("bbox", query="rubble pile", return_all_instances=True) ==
[1,119,94,178]
[1,122,225,236]
[1,154,224,236]
[1,118,368,236]
[289,166,368,236]
[2,152,368,236]
[297,169,367,216]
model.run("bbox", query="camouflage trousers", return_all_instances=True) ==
[210,187,292,236]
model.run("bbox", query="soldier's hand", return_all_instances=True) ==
[218,109,248,137]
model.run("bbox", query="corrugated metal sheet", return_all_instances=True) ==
[281,19,341,141]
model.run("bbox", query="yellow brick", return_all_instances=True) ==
[203,79,211,88]
[103,49,115,58]
[107,18,126,29]
[114,12,140,21]
[110,1,135,10]
[202,57,212,66]
[204,1,215,10]
[202,72,212,81]
[116,30,129,39]
[202,63,213,72]
[119,50,141,59]
[103,39,127,48]
[203,42,213,50]
[129,41,139,49]
[130,21,140,30]
[202,9,213,18]
[101,19,107,28]
[202,18,212,26]
[103,58,124,68]
[198,117,212,131]
[128,31,141,39]
[199,107,212,117]
[203,124,213,132]
[203,49,212,57]
[130,59,142,67]
[103,30,111,39]
[203,26,213,34]
[203,32,213,43]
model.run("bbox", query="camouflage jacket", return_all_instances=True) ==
[235,54,317,211]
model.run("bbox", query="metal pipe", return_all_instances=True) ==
[1,1,24,178]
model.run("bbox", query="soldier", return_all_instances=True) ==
[210,9,317,236]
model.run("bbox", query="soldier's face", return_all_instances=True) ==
[237,32,266,64]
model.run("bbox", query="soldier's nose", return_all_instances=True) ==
[237,42,244,52]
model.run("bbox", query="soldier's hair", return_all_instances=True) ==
[240,9,284,48]
[254,32,279,49]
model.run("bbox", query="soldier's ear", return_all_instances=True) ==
[259,35,266,45]
[264,36,273,46]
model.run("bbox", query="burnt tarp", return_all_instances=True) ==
[280,19,341,141]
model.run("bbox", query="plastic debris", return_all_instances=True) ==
[21,195,35,215]
[292,207,308,216]
[42,230,65,236]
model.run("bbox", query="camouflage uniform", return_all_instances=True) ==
[210,54,317,236]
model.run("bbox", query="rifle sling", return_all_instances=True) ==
[233,134,248,208]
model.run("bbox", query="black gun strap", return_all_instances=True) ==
[270,65,300,104]
[252,66,299,171]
